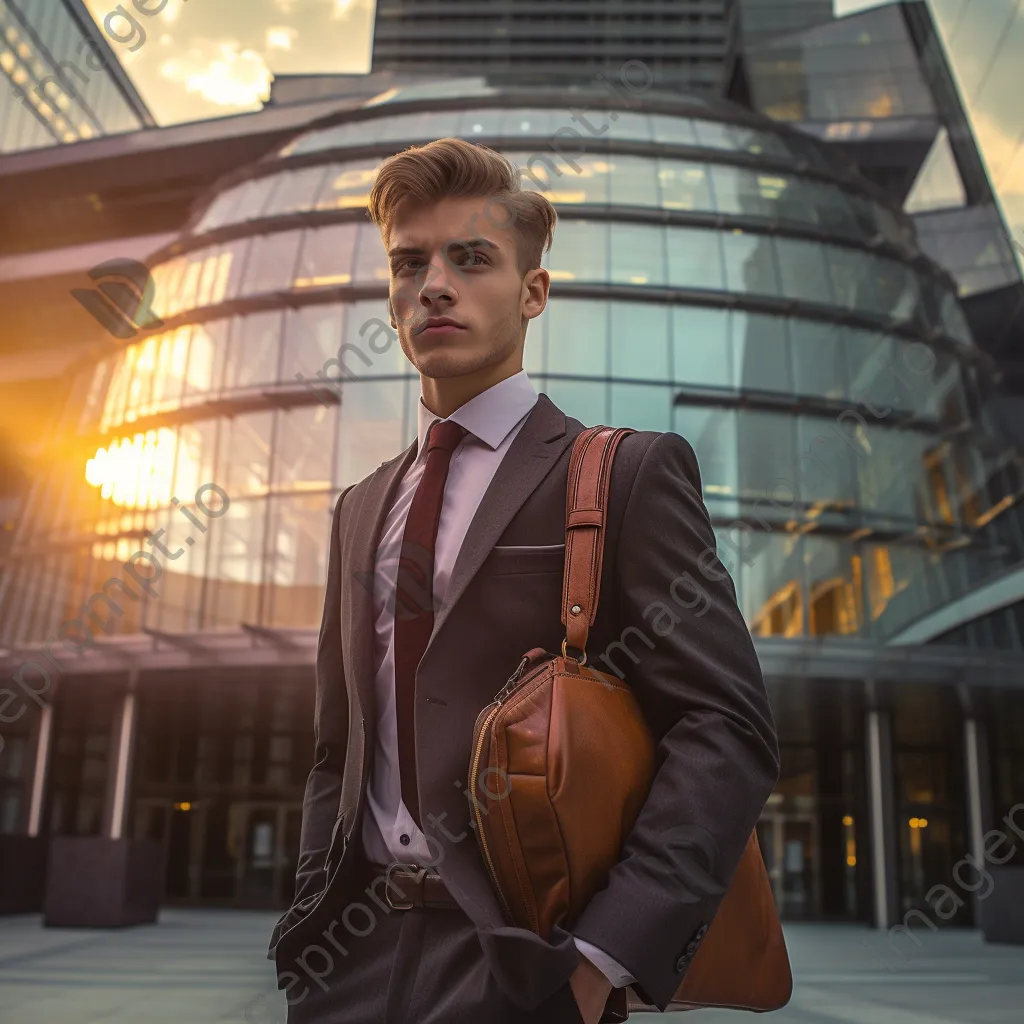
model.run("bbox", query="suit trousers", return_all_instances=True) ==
[284,869,585,1024]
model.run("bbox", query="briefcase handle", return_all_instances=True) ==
[561,425,636,662]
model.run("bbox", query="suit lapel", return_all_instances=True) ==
[423,392,574,663]
[341,441,417,728]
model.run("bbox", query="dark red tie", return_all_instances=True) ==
[394,418,468,829]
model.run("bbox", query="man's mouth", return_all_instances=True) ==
[415,317,466,336]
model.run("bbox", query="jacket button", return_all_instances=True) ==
[675,953,689,972]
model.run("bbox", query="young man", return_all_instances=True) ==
[268,138,780,1024]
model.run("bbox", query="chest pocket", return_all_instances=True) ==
[480,543,566,576]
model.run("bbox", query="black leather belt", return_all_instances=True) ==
[357,859,462,911]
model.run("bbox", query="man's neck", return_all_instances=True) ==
[420,361,523,420]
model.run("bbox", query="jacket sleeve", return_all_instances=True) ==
[570,431,780,1010]
[268,485,353,955]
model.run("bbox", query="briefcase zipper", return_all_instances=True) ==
[469,700,514,922]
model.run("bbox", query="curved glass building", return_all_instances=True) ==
[3,79,1023,921]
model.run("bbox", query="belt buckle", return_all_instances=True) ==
[384,863,426,911]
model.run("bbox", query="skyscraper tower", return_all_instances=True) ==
[371,0,739,94]
[0,0,152,153]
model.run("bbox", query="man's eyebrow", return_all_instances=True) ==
[387,237,501,259]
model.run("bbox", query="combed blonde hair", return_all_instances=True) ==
[367,137,556,275]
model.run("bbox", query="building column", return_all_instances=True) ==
[26,703,53,837]
[104,673,139,840]
[866,686,899,929]
[963,715,994,922]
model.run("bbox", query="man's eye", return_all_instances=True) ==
[394,258,423,274]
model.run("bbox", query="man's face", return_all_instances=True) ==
[386,195,548,381]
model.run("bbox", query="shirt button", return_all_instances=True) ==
[400,833,410,846]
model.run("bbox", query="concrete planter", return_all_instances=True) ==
[981,866,1024,944]
[0,835,48,914]
[43,837,164,928]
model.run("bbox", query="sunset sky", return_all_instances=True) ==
[81,0,375,124]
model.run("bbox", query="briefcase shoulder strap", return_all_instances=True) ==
[561,425,635,660]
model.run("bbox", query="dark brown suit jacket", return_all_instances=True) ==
[269,393,780,1012]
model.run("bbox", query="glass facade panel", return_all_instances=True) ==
[732,312,792,394]
[650,115,699,146]
[217,412,273,499]
[294,223,357,289]
[775,238,834,305]
[711,164,778,220]
[540,378,608,425]
[334,378,408,487]
[673,405,738,499]
[803,537,861,637]
[0,0,146,154]
[673,306,731,388]
[658,160,714,213]
[281,305,345,388]
[604,111,653,144]
[608,154,659,207]
[264,493,335,629]
[735,531,804,638]
[520,152,611,204]
[231,176,280,223]
[241,232,302,297]
[499,108,561,136]
[353,223,391,284]
[546,220,608,283]
[264,166,330,216]
[271,407,335,495]
[183,321,230,402]
[316,161,379,211]
[204,499,266,629]
[224,312,283,391]
[796,415,860,514]
[610,383,674,432]
[609,223,666,287]
[666,227,725,290]
[609,302,669,381]
[790,319,846,401]
[722,231,781,297]
[736,410,798,502]
[545,300,608,377]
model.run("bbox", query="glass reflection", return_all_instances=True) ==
[610,223,666,286]
[271,407,335,494]
[264,493,335,628]
[667,227,724,290]
[294,223,357,289]
[241,232,302,296]
[263,166,330,217]
[316,161,378,210]
[546,220,608,282]
[672,306,730,387]
[224,311,283,390]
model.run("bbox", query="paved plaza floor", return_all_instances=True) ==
[0,909,1021,1023]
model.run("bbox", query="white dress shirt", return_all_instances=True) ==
[359,368,636,989]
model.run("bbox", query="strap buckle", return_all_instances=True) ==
[384,863,425,910]
[561,638,588,665]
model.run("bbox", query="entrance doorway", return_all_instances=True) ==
[758,811,820,918]
[132,798,303,906]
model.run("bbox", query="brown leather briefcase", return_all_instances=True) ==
[468,425,792,1016]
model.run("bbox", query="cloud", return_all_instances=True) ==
[159,41,272,108]
[266,25,299,50]
[333,0,367,19]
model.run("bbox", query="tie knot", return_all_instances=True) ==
[427,420,467,455]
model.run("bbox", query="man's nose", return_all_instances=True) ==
[419,255,457,302]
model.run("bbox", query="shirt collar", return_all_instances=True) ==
[416,369,538,455]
